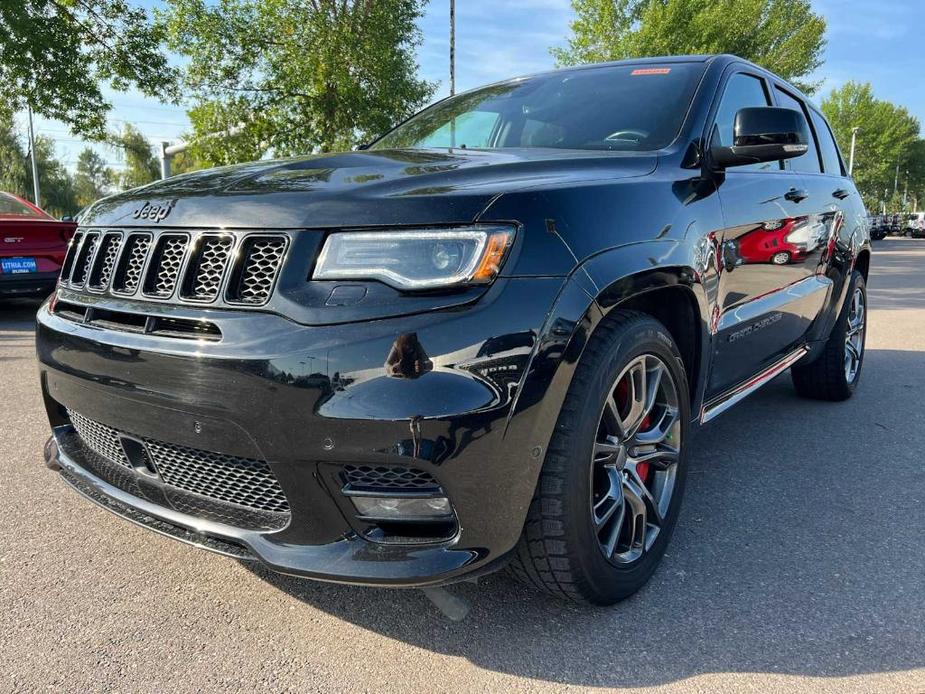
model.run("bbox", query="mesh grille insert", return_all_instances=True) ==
[71,232,99,286]
[144,235,189,298]
[342,465,440,491]
[66,410,289,515]
[88,232,122,290]
[69,410,131,469]
[59,232,83,284]
[228,236,287,305]
[182,235,233,301]
[112,233,151,294]
[147,440,289,513]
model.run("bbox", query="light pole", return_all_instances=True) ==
[449,0,455,97]
[27,106,41,208]
[848,126,859,175]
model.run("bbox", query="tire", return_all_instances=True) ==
[771,251,791,265]
[791,270,867,401]
[508,311,690,605]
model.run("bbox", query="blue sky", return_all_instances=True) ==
[22,0,925,173]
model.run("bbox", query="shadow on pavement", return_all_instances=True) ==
[867,238,925,310]
[0,298,45,335]
[246,347,925,688]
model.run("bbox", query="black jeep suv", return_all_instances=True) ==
[37,55,869,604]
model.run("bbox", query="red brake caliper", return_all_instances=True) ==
[636,412,651,485]
[615,378,651,485]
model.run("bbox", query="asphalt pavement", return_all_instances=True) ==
[1,238,923,693]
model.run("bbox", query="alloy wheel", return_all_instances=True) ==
[590,354,681,565]
[844,286,866,383]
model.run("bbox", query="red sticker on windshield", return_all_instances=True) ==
[631,68,671,75]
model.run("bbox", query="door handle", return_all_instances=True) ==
[832,188,851,200]
[784,188,809,203]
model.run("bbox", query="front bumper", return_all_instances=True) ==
[36,276,585,586]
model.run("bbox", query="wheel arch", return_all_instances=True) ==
[579,244,714,417]
[854,248,871,281]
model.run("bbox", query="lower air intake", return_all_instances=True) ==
[67,410,290,516]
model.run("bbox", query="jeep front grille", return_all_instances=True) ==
[67,409,290,518]
[60,229,289,307]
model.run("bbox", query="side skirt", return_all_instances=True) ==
[699,346,809,424]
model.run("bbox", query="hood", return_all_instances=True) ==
[80,148,657,229]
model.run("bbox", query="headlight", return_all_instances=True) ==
[312,226,514,290]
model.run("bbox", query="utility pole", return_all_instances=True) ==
[449,0,456,97]
[894,162,900,196]
[903,172,909,208]
[27,106,41,208]
[848,127,859,176]
[160,142,171,179]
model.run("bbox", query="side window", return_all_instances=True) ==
[713,73,777,172]
[810,110,846,176]
[774,87,822,173]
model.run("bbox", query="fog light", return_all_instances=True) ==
[351,495,452,520]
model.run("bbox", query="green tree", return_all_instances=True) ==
[73,148,114,207]
[159,0,436,164]
[821,82,920,210]
[168,147,208,176]
[109,124,160,190]
[0,113,79,215]
[905,140,925,211]
[0,1,179,139]
[0,114,31,197]
[31,136,78,217]
[554,0,826,92]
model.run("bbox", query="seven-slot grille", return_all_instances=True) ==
[59,229,288,307]
[68,409,290,515]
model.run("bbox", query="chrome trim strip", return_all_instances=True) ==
[700,346,808,424]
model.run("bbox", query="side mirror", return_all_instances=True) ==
[711,107,810,168]
[61,216,75,222]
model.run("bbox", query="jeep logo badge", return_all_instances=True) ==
[132,201,174,223]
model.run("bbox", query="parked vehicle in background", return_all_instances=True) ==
[887,213,903,236]
[36,55,870,605]
[868,215,887,241]
[907,212,925,238]
[0,192,76,299]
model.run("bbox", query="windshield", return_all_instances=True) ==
[374,63,704,153]
[0,192,46,218]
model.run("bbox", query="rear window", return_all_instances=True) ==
[809,109,846,176]
[374,63,706,152]
[0,193,45,218]
[774,88,822,173]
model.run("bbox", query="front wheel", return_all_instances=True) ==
[791,270,867,400]
[509,311,689,605]
[771,251,791,265]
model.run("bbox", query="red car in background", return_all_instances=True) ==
[735,217,824,266]
[0,192,76,298]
